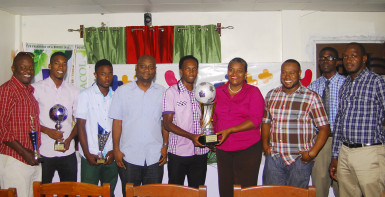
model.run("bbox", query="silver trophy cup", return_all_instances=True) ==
[97,123,111,164]
[49,104,68,151]
[194,82,218,147]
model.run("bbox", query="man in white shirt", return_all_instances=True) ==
[33,52,79,183]
[77,59,117,197]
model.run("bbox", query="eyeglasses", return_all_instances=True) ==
[319,56,337,61]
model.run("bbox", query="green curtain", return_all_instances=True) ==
[83,27,126,64]
[173,25,221,63]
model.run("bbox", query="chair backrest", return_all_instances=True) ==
[233,185,316,197]
[125,183,207,197]
[33,181,110,197]
[0,188,17,197]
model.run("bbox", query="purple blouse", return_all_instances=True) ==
[213,83,265,151]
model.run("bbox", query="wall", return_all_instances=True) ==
[0,10,16,84]
[1,11,385,81]
[17,11,385,81]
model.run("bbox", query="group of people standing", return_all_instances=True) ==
[0,42,383,197]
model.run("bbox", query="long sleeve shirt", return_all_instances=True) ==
[332,68,385,158]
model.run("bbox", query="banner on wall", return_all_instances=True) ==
[85,62,314,97]
[24,43,88,89]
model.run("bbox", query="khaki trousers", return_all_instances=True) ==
[337,144,385,197]
[0,154,41,197]
[311,137,339,197]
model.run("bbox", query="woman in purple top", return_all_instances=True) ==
[213,57,265,197]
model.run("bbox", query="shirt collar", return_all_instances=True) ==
[133,80,156,91]
[177,80,190,93]
[321,72,343,84]
[46,76,66,89]
[347,67,369,82]
[11,76,35,93]
[278,82,305,95]
[91,83,113,98]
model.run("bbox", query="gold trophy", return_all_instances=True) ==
[49,104,68,151]
[194,82,219,147]
[29,116,40,160]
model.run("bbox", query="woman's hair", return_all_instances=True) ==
[228,57,248,72]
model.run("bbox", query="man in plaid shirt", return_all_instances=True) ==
[0,52,41,197]
[262,59,331,188]
[163,55,209,188]
[330,43,385,197]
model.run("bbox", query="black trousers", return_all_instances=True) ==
[119,159,163,197]
[41,152,77,183]
[216,141,263,197]
[167,153,208,188]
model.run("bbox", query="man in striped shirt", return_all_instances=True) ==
[262,59,330,188]
[0,52,41,197]
[308,47,345,197]
[330,43,385,197]
[162,55,209,188]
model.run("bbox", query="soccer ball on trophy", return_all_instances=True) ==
[49,104,68,128]
[194,82,216,104]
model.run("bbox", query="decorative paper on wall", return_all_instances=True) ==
[24,43,88,89]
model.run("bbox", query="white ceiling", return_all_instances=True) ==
[0,0,384,15]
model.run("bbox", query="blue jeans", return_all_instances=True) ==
[262,154,314,188]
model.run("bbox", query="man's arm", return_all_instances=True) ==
[261,122,272,155]
[63,120,78,152]
[77,118,99,165]
[40,125,63,141]
[163,113,204,147]
[159,121,169,166]
[112,119,125,169]
[216,120,255,145]
[3,141,39,166]
[299,124,330,162]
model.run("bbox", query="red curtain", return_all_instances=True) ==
[126,26,174,64]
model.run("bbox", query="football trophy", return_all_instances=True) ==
[97,123,111,164]
[29,115,40,161]
[194,82,218,147]
[49,104,68,151]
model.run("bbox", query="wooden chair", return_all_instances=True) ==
[0,188,17,197]
[125,183,207,197]
[233,185,316,197]
[33,181,110,197]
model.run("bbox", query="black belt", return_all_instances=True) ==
[343,142,383,148]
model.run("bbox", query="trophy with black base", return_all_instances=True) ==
[97,123,111,164]
[194,82,218,148]
[49,104,68,151]
[29,115,40,161]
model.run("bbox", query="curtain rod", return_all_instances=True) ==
[68,23,233,38]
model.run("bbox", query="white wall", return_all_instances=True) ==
[0,10,16,84]
[1,11,385,81]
